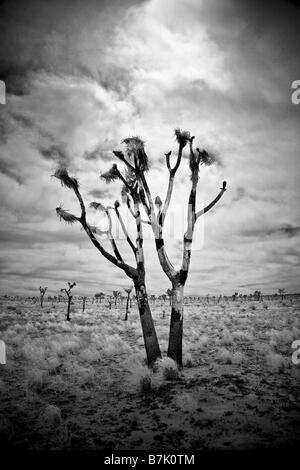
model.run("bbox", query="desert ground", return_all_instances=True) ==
[0,295,300,450]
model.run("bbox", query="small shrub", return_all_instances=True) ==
[156,357,179,380]
[183,352,195,368]
[140,375,152,393]
[265,352,287,372]
[220,329,233,346]
[26,368,47,392]
[39,404,62,429]
[79,348,101,363]
[126,356,153,393]
[22,344,45,365]
[218,348,232,364]
[46,355,61,374]
[199,334,209,350]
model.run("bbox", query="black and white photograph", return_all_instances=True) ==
[0,0,300,456]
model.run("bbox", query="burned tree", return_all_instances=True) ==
[113,130,227,366]
[60,282,76,321]
[53,163,161,365]
[39,286,47,308]
[124,286,133,321]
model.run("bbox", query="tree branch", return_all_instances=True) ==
[54,169,136,278]
[114,201,137,258]
[195,182,227,221]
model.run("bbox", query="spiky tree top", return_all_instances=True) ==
[54,168,79,190]
[61,282,76,297]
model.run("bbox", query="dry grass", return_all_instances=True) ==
[0,296,299,450]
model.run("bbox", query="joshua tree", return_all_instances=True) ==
[278,288,286,300]
[113,290,121,307]
[115,130,226,366]
[124,286,133,321]
[166,288,172,306]
[95,292,105,303]
[60,282,76,321]
[39,286,47,308]
[53,163,161,365]
[81,296,87,312]
[253,290,262,301]
[232,292,239,301]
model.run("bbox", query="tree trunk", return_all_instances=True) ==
[67,296,71,321]
[40,296,43,308]
[167,283,184,368]
[134,279,161,365]
[125,294,129,321]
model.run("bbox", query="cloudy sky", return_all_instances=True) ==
[0,0,299,297]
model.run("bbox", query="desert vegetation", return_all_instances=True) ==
[39,287,47,308]
[0,293,299,450]
[60,282,76,322]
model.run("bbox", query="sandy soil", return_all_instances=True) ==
[0,297,299,450]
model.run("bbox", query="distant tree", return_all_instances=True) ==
[113,290,121,307]
[39,286,47,308]
[124,286,133,321]
[81,296,87,312]
[253,290,262,301]
[166,288,172,306]
[232,292,238,301]
[60,282,76,321]
[95,292,105,303]
[278,288,286,300]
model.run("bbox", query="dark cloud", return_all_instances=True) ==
[39,144,70,165]
[88,188,111,199]
[240,224,300,238]
[0,160,23,183]
[83,145,114,162]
